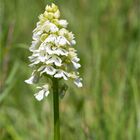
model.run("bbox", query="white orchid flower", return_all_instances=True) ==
[34,84,50,101]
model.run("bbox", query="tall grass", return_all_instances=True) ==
[0,0,140,140]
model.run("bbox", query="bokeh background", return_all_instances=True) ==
[0,0,140,140]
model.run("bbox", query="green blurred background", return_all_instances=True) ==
[0,0,140,140]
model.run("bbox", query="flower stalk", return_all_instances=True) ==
[52,78,60,140]
[24,3,83,139]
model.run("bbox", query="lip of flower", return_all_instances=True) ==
[71,57,81,69]
[74,78,83,87]
[25,74,39,84]
[58,30,76,46]
[54,48,68,56]
[32,30,43,40]
[28,51,47,64]
[46,45,68,56]
[30,40,41,52]
[40,65,56,76]
[45,55,62,66]
[54,70,69,80]
[25,75,35,84]
[71,61,81,69]
[34,84,50,101]
[55,36,70,46]
[29,60,40,67]
[45,34,57,43]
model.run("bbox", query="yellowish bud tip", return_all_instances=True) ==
[51,3,58,12]
[45,5,52,12]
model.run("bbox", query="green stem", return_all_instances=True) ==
[53,78,60,140]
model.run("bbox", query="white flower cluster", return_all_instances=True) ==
[25,3,82,101]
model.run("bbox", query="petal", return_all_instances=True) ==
[46,45,54,54]
[55,48,68,56]
[54,70,63,78]
[41,66,56,75]
[71,40,76,45]
[55,36,70,46]
[72,61,81,69]
[45,35,56,43]
[45,91,50,97]
[50,23,58,33]
[34,90,44,101]
[69,72,78,79]
[54,9,60,18]
[42,84,49,89]
[25,75,38,84]
[45,5,51,11]
[29,40,40,52]
[46,56,62,66]
[71,57,81,69]
[53,56,62,66]
[74,78,83,87]
[25,71,39,84]
[54,70,68,80]
[67,32,75,42]
[32,30,42,40]
[39,56,46,62]
[28,55,38,62]
[38,65,46,71]
[72,57,80,62]
[59,28,68,36]
[58,20,68,28]
[25,76,34,84]
[28,60,40,67]
[34,84,50,101]
[62,72,69,80]
[46,66,56,75]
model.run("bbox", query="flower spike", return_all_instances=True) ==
[25,3,82,101]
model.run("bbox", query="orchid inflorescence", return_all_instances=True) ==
[25,3,82,101]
